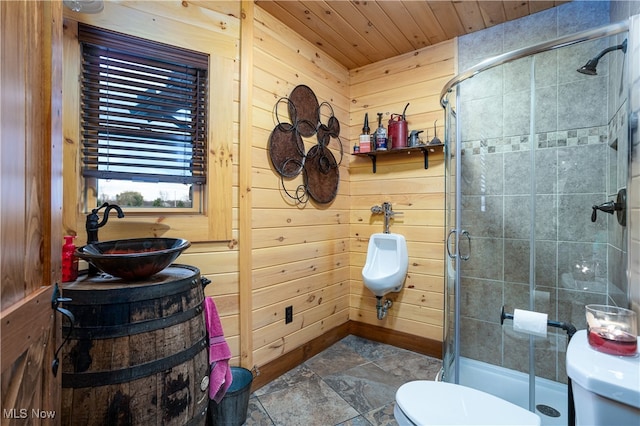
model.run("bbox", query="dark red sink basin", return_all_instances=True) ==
[75,238,190,280]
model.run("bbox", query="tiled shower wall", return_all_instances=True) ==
[454,1,631,382]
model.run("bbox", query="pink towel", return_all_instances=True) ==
[203,296,232,403]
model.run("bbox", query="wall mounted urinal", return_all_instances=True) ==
[362,233,408,297]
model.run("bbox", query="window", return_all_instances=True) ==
[78,24,208,209]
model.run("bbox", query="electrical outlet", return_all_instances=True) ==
[285,306,293,324]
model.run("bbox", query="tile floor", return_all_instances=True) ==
[243,335,442,426]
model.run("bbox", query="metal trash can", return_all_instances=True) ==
[209,367,253,426]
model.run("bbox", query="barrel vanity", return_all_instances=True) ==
[60,265,210,425]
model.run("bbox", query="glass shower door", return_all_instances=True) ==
[444,55,542,411]
[457,54,536,379]
[441,25,631,424]
[442,89,458,383]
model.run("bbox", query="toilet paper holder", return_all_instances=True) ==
[500,306,577,339]
[500,305,578,426]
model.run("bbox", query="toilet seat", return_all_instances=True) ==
[395,381,540,425]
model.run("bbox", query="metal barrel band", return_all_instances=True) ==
[62,336,207,388]
[62,303,203,339]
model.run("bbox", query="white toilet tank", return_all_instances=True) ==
[567,330,640,426]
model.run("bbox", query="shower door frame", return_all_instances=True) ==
[442,90,461,384]
[440,18,630,404]
[439,21,629,104]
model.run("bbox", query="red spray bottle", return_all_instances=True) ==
[62,236,78,282]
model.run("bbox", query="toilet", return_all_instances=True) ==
[394,381,541,425]
[567,329,640,426]
[361,233,408,297]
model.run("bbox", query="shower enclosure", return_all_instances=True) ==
[441,20,632,426]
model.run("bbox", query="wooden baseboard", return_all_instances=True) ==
[347,321,442,359]
[250,321,442,391]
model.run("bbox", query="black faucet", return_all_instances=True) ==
[86,202,125,244]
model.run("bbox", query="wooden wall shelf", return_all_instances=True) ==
[352,144,444,173]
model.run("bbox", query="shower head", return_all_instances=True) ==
[577,58,599,76]
[577,38,627,75]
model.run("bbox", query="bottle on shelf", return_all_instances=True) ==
[360,113,371,153]
[374,112,387,151]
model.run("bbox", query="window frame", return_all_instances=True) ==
[63,19,234,243]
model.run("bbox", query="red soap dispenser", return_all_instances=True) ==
[62,235,78,282]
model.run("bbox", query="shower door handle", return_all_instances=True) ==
[446,229,456,259]
[460,230,471,261]
[446,229,471,261]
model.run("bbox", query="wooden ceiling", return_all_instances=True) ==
[255,1,568,69]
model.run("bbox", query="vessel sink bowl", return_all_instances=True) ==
[75,238,190,280]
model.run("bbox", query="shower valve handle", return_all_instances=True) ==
[591,201,619,222]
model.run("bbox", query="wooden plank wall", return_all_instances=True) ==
[61,1,243,363]
[250,5,352,368]
[347,40,457,342]
[60,1,458,372]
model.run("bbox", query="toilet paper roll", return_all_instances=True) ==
[513,309,548,337]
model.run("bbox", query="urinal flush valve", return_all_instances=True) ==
[371,202,403,233]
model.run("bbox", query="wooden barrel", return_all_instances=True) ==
[61,265,209,426]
